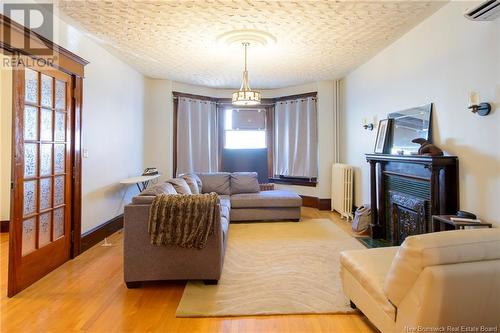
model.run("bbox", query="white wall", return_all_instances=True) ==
[144,80,337,198]
[57,21,145,233]
[341,2,500,225]
[0,16,146,233]
[316,81,335,198]
[144,79,173,182]
[0,56,13,221]
[172,81,230,99]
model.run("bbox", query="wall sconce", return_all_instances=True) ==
[362,118,374,131]
[468,91,491,116]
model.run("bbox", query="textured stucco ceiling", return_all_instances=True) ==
[56,0,445,89]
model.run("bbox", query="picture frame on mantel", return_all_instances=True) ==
[374,118,392,154]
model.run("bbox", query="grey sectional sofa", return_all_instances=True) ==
[123,172,302,287]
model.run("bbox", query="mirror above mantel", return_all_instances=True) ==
[388,103,433,155]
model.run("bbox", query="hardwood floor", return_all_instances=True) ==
[0,208,377,333]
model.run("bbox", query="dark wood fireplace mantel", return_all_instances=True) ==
[366,154,459,244]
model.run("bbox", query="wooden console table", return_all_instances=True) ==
[366,154,459,245]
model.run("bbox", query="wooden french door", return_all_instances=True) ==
[8,64,74,297]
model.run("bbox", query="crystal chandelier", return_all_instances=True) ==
[232,42,261,106]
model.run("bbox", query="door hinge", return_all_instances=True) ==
[72,166,76,179]
[11,181,14,190]
[71,230,75,242]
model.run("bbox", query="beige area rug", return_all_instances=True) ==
[176,219,365,317]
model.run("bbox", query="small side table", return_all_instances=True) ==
[432,215,493,232]
[120,174,161,192]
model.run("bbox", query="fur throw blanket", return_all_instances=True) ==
[148,193,219,249]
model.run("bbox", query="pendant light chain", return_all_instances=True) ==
[244,42,248,72]
[232,41,261,106]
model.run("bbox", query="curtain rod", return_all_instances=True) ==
[172,95,275,106]
[172,96,216,102]
[216,101,275,107]
[172,92,317,104]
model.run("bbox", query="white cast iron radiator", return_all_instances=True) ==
[331,163,353,220]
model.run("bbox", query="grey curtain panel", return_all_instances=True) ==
[176,97,218,175]
[274,96,318,177]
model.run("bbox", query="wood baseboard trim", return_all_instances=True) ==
[80,214,123,253]
[300,195,318,208]
[1,220,9,233]
[300,196,331,211]
[318,199,331,211]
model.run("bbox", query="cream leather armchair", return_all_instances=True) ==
[340,229,500,333]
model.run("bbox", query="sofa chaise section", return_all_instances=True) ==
[230,190,302,222]
[196,172,302,222]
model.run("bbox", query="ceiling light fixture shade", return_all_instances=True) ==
[232,42,261,106]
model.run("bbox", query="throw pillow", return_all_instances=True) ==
[230,172,260,194]
[259,183,275,191]
[198,172,231,195]
[181,173,202,194]
[167,178,192,195]
[139,182,177,196]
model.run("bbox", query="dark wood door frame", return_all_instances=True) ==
[2,15,88,296]
[70,75,84,257]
